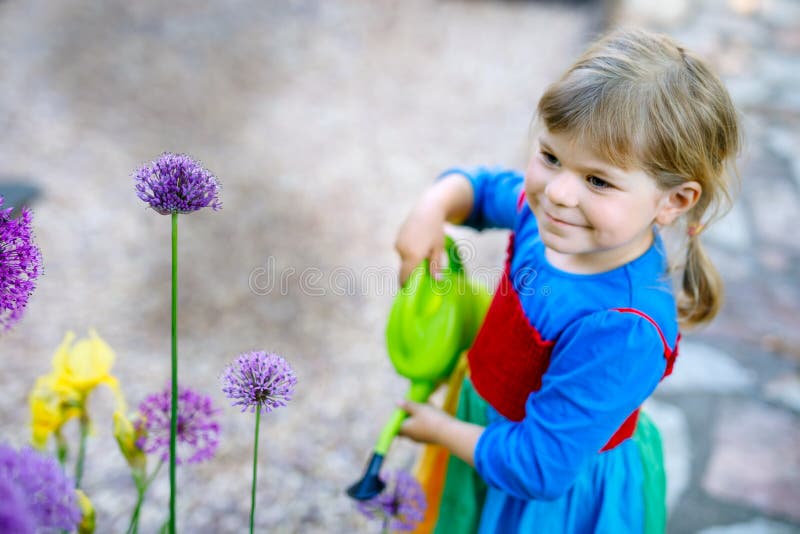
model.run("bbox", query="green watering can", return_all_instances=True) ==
[347,237,492,500]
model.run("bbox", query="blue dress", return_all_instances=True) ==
[441,167,678,533]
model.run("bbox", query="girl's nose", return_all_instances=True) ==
[544,172,579,208]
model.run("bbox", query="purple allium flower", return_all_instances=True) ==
[0,443,81,532]
[135,385,220,465]
[356,470,427,532]
[221,351,297,414]
[0,196,42,331]
[0,476,36,534]
[133,152,222,214]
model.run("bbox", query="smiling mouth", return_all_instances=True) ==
[545,212,584,227]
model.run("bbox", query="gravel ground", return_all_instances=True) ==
[0,1,596,531]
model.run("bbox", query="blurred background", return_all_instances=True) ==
[0,0,797,532]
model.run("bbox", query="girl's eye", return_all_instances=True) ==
[541,151,559,166]
[587,175,610,189]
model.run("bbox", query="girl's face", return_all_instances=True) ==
[524,129,681,274]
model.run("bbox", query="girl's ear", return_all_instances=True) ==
[655,181,702,226]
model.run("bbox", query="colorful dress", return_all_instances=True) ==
[434,167,678,533]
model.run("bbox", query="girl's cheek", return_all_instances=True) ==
[524,164,546,196]
[523,178,541,212]
[522,174,535,201]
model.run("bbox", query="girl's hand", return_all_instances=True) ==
[394,199,447,286]
[398,399,483,468]
[398,400,451,445]
[394,174,475,286]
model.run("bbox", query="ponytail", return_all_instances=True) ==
[678,231,723,327]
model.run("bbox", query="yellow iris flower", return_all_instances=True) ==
[29,373,83,449]
[29,330,127,448]
[51,330,124,402]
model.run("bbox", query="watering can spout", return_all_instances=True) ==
[346,452,386,500]
[347,382,434,500]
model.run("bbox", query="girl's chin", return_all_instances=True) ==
[540,238,587,257]
[539,230,582,252]
[540,233,609,259]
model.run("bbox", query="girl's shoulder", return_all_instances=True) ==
[549,307,674,381]
[559,307,676,354]
[551,273,680,362]
[617,234,680,346]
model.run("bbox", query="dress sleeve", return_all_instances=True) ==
[473,310,667,500]
[437,167,523,230]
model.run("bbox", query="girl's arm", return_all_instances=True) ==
[395,168,524,285]
[395,174,474,285]
[398,400,483,466]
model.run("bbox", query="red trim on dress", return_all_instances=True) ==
[516,190,526,211]
[600,308,679,451]
[612,307,680,377]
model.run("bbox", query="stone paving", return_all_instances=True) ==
[0,0,798,532]
[612,0,800,531]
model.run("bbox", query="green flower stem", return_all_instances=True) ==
[127,461,164,534]
[250,409,261,534]
[125,479,146,534]
[169,212,178,534]
[75,411,90,488]
[127,488,144,534]
[55,430,68,467]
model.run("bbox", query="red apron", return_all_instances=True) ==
[467,236,679,452]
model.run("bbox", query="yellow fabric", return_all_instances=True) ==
[411,353,469,534]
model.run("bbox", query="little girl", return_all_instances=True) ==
[394,29,741,533]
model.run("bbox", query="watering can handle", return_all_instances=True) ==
[444,235,464,275]
[401,235,464,290]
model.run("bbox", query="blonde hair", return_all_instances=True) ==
[536,28,741,328]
